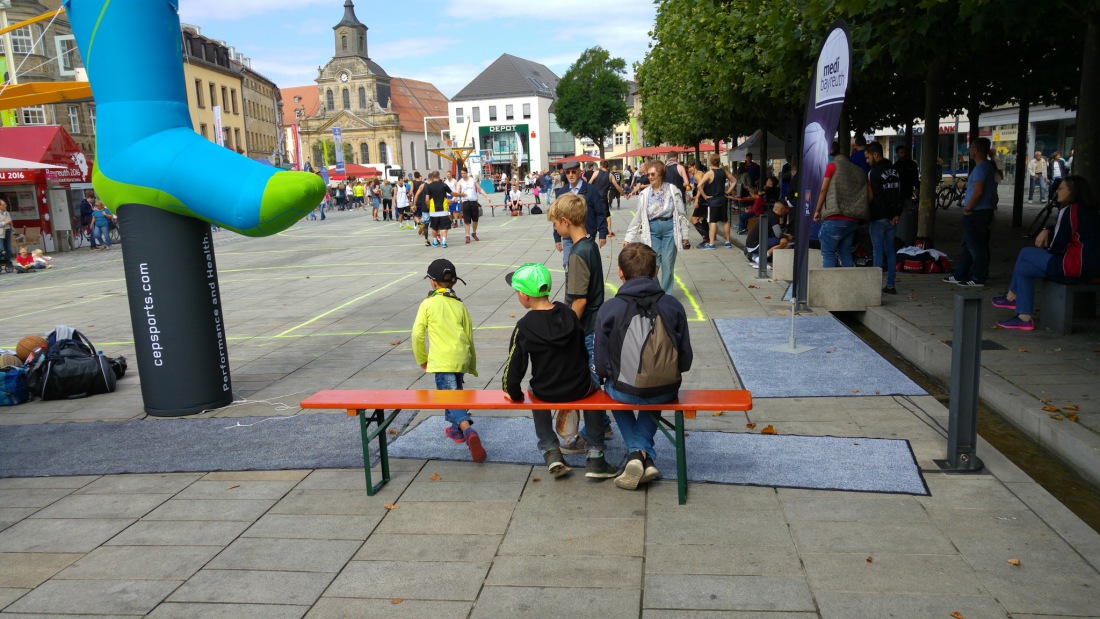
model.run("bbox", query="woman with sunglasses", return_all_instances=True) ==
[622,161,692,294]
[992,175,1100,330]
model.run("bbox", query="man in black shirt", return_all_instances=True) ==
[746,200,789,265]
[867,142,902,293]
[893,145,919,245]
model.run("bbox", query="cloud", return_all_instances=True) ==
[371,38,461,62]
[392,60,496,99]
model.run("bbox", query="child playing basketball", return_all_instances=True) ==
[412,258,485,462]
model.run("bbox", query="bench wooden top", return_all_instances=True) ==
[301,389,752,418]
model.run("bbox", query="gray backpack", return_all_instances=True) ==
[609,293,681,397]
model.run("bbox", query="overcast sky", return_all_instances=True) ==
[177,0,657,97]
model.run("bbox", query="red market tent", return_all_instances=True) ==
[616,145,683,159]
[552,154,601,166]
[326,163,382,181]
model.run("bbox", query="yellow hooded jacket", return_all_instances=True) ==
[412,287,477,375]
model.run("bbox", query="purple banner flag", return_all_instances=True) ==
[794,22,853,306]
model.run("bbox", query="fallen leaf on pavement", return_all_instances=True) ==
[760,425,777,435]
[1042,405,1060,412]
[854,441,860,445]
[391,599,404,604]
[305,276,310,279]
[1049,413,1065,421]
[712,411,724,417]
[950,613,966,619]
[1067,413,1079,423]
[383,504,399,510]
[532,477,541,482]
[1007,558,1021,566]
[387,429,398,435]
[748,284,759,289]
[389,340,401,346]
[429,473,442,481]
[225,485,240,490]
[508,314,515,318]
[745,422,756,429]
[866,556,873,563]
[1042,399,1052,403]
[1017,348,1028,353]
[1063,404,1080,411]
[852,389,860,394]
[764,296,772,299]
[875,390,881,395]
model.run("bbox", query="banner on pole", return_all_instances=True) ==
[794,22,852,305]
[333,127,345,174]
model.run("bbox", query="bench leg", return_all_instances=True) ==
[1041,283,1074,335]
[650,410,689,505]
[357,408,400,497]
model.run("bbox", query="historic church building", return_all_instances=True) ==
[285,1,449,175]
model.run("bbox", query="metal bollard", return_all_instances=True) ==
[938,293,985,472]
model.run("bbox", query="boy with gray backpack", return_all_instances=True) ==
[594,243,693,490]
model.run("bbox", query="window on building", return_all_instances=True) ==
[194,79,204,107]
[10,26,38,55]
[234,128,242,150]
[379,142,388,165]
[231,89,238,114]
[326,89,334,111]
[359,36,365,52]
[221,87,229,111]
[522,103,531,119]
[489,106,497,121]
[456,107,464,122]
[20,106,46,125]
[411,141,416,169]
[55,35,77,74]
[359,87,367,108]
[472,107,480,122]
[68,106,80,134]
[223,127,231,147]
[361,142,370,164]
[200,123,208,139]
[505,104,513,120]
[341,35,347,51]
[342,88,350,109]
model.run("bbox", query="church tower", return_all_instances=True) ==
[333,0,367,60]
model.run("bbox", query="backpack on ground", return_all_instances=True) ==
[530,205,543,215]
[25,329,117,400]
[608,293,681,397]
[1,365,29,406]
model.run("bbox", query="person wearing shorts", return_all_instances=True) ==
[698,154,731,248]
[415,171,454,247]
[455,169,489,244]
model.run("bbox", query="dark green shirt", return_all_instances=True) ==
[564,236,604,335]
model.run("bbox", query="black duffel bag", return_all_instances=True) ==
[26,330,117,400]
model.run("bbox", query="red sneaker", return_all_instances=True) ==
[472,233,479,242]
[996,316,1034,331]
[444,425,466,443]
[465,235,471,244]
[464,428,486,463]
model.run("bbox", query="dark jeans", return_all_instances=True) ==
[954,209,994,284]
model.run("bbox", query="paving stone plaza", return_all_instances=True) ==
[1,198,1099,617]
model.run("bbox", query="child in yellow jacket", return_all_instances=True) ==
[412,258,484,462]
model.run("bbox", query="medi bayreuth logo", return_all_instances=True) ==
[815,28,851,108]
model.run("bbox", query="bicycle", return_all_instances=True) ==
[70,216,91,248]
[1025,179,1063,238]
[936,177,967,209]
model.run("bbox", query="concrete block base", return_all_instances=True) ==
[807,267,883,312]
[773,249,822,282]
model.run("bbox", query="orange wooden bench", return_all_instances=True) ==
[300,388,752,504]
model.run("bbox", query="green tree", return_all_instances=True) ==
[555,47,631,159]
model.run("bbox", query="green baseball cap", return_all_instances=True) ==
[506,263,552,297]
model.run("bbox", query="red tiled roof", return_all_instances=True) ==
[389,77,449,134]
[281,85,319,126]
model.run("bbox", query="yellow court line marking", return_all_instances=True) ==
[275,272,417,338]
[675,273,706,322]
[0,295,113,323]
[0,278,123,295]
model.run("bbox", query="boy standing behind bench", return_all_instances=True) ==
[502,262,615,479]
[595,243,693,490]
[413,258,485,463]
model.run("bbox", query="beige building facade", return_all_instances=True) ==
[238,63,282,162]
[181,26,246,152]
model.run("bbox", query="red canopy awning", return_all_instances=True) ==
[326,163,382,181]
[0,125,90,183]
[553,154,601,165]
[616,145,683,159]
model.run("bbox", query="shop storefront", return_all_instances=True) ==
[478,124,531,177]
[0,126,92,252]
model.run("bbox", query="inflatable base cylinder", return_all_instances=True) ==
[118,205,233,416]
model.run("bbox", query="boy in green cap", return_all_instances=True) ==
[503,262,617,479]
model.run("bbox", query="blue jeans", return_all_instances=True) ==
[578,331,610,447]
[954,209,994,284]
[93,224,111,248]
[1028,175,1047,202]
[868,218,897,287]
[1,230,11,263]
[606,382,677,457]
[649,218,677,294]
[561,236,573,271]
[434,372,470,428]
[818,219,859,267]
[1009,247,1054,316]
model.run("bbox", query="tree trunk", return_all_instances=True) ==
[1013,98,1029,228]
[968,91,981,148]
[918,62,943,239]
[838,112,850,156]
[1074,11,1099,189]
[596,138,606,161]
[904,121,913,154]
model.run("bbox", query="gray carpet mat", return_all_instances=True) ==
[388,416,929,496]
[714,315,926,398]
[0,411,414,478]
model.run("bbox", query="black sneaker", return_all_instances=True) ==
[615,451,645,490]
[543,448,572,479]
[942,275,960,284]
[882,286,897,294]
[584,453,619,479]
[958,280,985,288]
[640,454,660,484]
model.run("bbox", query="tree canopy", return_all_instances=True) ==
[555,47,632,159]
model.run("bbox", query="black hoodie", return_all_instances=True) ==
[503,302,593,402]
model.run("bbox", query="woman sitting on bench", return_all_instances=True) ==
[992,175,1100,331]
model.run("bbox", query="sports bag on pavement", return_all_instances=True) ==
[608,293,681,397]
[1,365,29,406]
[26,330,117,400]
